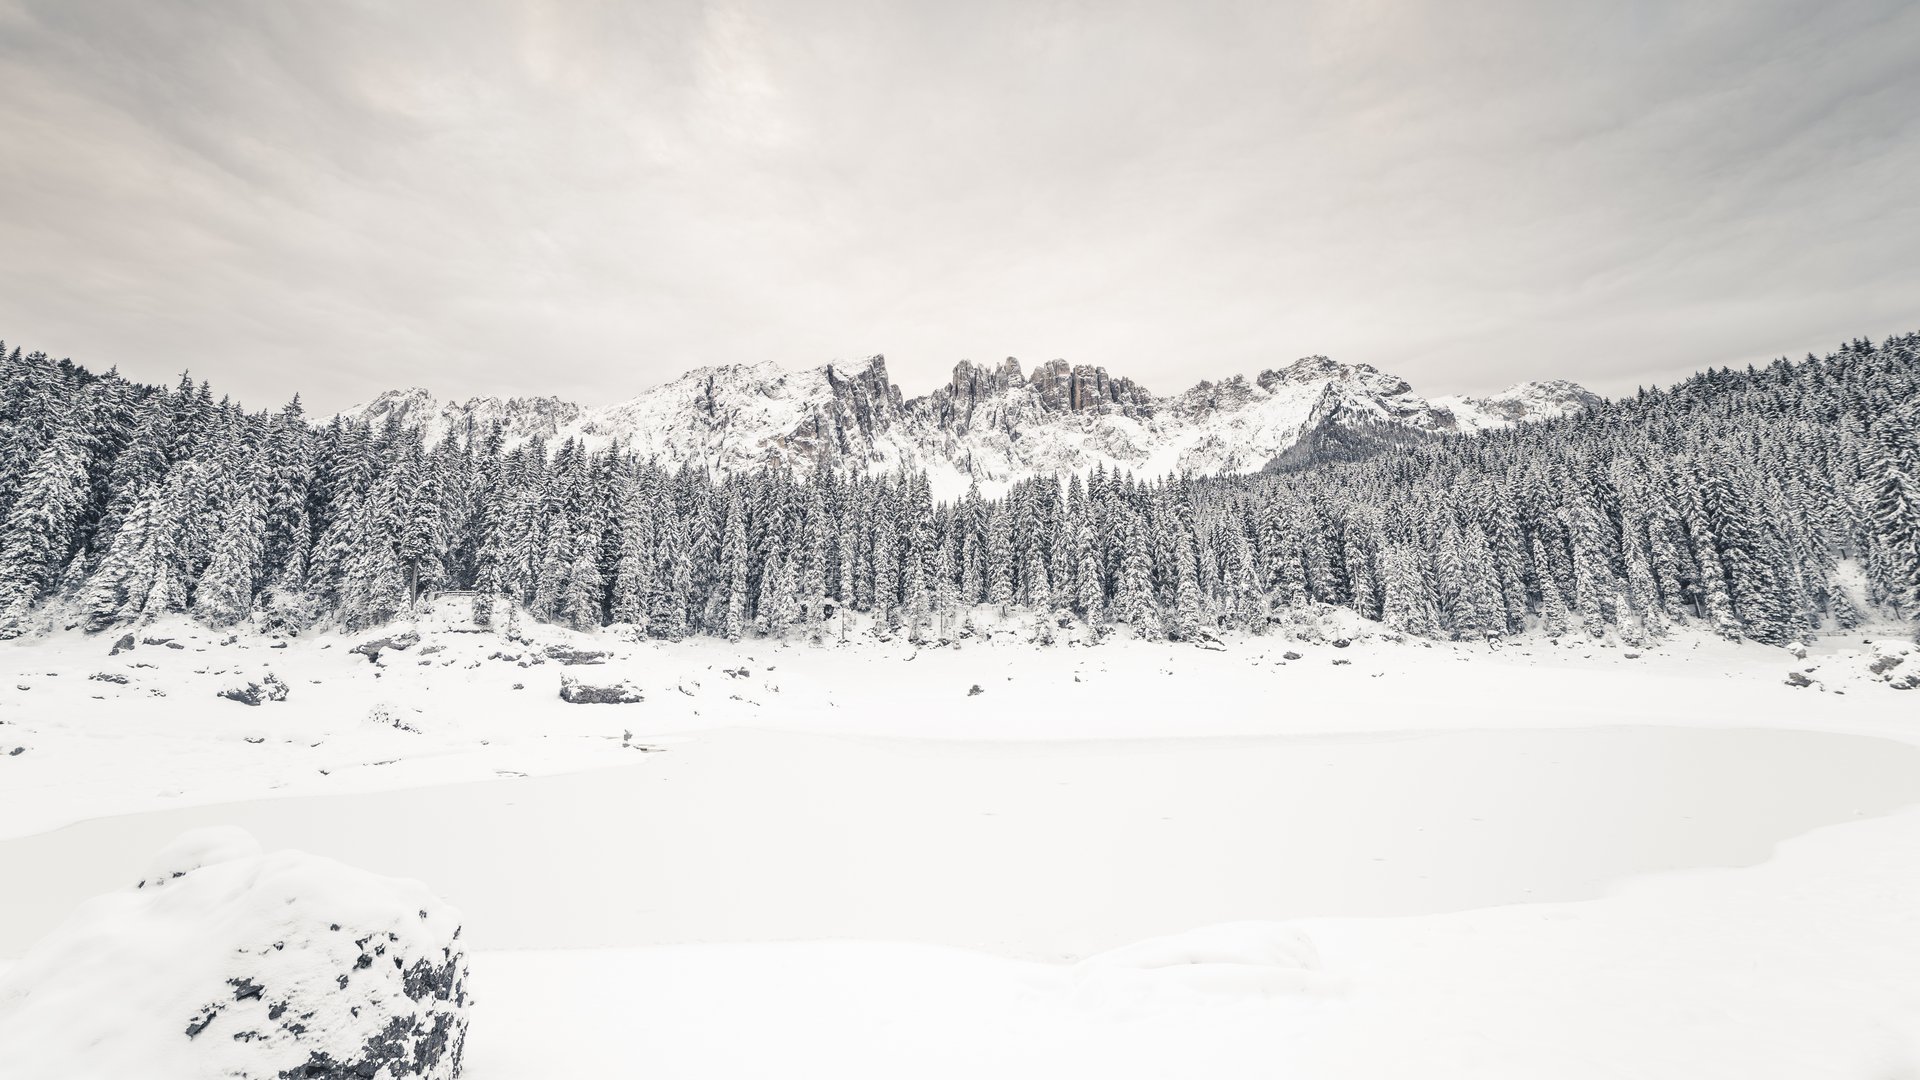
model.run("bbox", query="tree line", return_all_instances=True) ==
[0,333,1915,646]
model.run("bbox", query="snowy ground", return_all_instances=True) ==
[3,607,1918,1077]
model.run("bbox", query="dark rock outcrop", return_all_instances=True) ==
[775,355,908,469]
[912,357,1152,435]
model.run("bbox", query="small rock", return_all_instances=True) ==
[1282,651,1303,661]
[1784,671,1813,688]
[1331,638,1351,649]
[967,684,984,697]
[88,672,130,685]
[109,633,137,656]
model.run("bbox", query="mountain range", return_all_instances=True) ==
[343,356,1601,498]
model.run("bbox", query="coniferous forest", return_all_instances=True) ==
[0,334,1916,647]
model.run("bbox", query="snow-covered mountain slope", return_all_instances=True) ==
[350,387,584,444]
[341,355,1598,496]
[1430,379,1604,434]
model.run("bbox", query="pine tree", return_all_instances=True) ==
[1864,402,1920,622]
[0,404,93,633]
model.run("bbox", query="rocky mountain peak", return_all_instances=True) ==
[341,352,1602,498]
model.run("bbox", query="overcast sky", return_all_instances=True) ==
[0,0,1914,414]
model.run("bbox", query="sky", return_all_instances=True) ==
[0,0,1915,415]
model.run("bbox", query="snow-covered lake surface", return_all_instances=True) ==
[4,725,1915,958]
[6,616,1920,1079]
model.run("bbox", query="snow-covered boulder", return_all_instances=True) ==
[0,828,470,1080]
[352,631,422,663]
[559,672,643,704]
[217,671,290,706]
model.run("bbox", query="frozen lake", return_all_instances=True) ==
[4,724,1918,959]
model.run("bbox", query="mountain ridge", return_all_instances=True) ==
[344,355,1601,497]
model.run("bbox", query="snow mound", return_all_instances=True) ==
[0,829,469,1080]
[138,826,263,888]
[1072,923,1344,1007]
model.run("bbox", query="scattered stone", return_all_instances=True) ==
[511,683,524,690]
[1623,652,1641,659]
[269,641,289,650]
[1331,658,1352,666]
[1331,638,1351,649]
[1784,671,1813,688]
[558,674,643,704]
[140,636,173,646]
[7,747,24,756]
[89,672,130,684]
[218,673,291,707]
[368,704,422,734]
[1868,653,1906,677]
[109,633,137,656]
[1282,651,1303,661]
[968,684,984,697]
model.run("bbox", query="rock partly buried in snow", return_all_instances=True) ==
[1784,671,1814,688]
[218,672,290,706]
[558,673,643,704]
[544,645,611,665]
[109,632,137,656]
[0,827,469,1080]
[351,631,422,663]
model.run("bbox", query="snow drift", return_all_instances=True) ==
[0,827,470,1080]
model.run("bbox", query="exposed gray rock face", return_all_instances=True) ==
[109,632,136,655]
[0,828,470,1080]
[774,355,907,469]
[914,357,1153,435]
